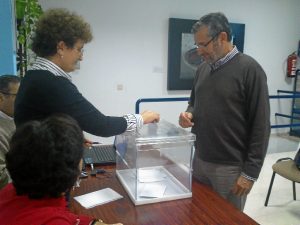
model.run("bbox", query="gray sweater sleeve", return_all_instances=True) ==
[242,60,270,178]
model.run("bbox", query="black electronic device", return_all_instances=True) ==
[83,144,116,165]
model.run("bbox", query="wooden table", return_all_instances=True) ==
[70,166,258,225]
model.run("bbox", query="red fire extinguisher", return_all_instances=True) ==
[287,52,297,77]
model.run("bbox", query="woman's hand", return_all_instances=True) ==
[141,110,160,124]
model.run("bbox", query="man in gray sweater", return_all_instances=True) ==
[0,75,20,189]
[179,12,270,210]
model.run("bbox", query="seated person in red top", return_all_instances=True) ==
[0,114,122,225]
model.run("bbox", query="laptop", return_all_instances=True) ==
[83,144,116,165]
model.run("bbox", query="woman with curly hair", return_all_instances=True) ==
[14,8,159,138]
[0,114,122,225]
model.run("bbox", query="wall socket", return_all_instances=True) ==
[117,84,124,91]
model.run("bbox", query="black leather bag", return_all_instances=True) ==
[294,149,300,169]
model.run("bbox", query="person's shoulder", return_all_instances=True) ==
[235,53,267,79]
[0,118,15,134]
[25,70,68,81]
[25,69,54,78]
[235,52,261,66]
[23,71,73,88]
[22,70,53,85]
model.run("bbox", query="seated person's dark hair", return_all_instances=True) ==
[6,114,84,199]
[0,74,20,93]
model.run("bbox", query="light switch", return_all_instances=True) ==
[117,84,123,91]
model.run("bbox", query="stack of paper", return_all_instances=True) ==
[139,183,167,198]
[74,188,123,209]
[138,168,166,183]
[138,169,167,198]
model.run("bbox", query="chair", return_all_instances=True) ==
[264,157,300,206]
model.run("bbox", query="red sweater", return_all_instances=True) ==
[0,183,92,225]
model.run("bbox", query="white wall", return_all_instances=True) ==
[39,0,300,142]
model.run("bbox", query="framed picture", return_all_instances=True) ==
[167,18,245,90]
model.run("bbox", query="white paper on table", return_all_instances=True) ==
[138,168,167,183]
[74,188,123,209]
[139,183,167,198]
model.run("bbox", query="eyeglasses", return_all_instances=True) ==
[0,91,17,96]
[194,32,220,49]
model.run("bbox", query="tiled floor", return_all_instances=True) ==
[244,134,300,225]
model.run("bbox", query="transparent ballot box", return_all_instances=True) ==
[115,120,195,205]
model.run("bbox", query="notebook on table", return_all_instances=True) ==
[83,144,116,165]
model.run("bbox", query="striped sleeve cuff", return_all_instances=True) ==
[241,172,257,182]
[123,114,143,132]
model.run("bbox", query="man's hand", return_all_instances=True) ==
[231,175,254,197]
[179,112,194,128]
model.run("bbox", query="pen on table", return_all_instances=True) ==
[90,163,94,171]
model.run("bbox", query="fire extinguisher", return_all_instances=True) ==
[287,52,297,77]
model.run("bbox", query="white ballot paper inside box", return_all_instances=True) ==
[74,188,123,209]
[139,183,167,198]
[138,168,167,183]
[138,168,167,198]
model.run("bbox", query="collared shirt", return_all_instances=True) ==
[241,172,257,182]
[0,111,13,120]
[30,57,72,81]
[211,46,239,71]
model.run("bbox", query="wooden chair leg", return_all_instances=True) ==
[293,181,296,200]
[265,171,276,206]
